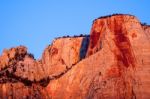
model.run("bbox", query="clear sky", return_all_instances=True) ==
[0,0,150,59]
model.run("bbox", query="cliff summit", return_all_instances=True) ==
[0,14,150,99]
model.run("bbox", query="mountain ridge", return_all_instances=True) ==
[0,14,150,99]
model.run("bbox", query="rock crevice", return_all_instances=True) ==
[0,14,150,99]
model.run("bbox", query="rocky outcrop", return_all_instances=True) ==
[42,37,89,76]
[0,14,150,99]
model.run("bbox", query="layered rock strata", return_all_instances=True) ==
[0,14,150,99]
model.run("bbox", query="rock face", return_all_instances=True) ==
[42,37,89,76]
[0,14,150,99]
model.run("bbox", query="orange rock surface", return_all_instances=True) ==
[0,14,150,99]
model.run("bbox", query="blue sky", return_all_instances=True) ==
[0,0,150,59]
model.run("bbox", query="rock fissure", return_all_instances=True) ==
[0,14,150,99]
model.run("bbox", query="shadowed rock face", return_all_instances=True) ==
[0,14,150,99]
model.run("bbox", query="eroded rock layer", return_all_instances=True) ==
[0,14,150,99]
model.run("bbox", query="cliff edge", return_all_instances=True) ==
[0,14,150,99]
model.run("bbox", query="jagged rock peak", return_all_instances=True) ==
[0,46,28,69]
[0,14,150,99]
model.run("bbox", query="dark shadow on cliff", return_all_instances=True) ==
[80,36,90,60]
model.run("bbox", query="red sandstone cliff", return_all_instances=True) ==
[0,14,150,99]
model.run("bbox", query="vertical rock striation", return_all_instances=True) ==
[0,14,150,99]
